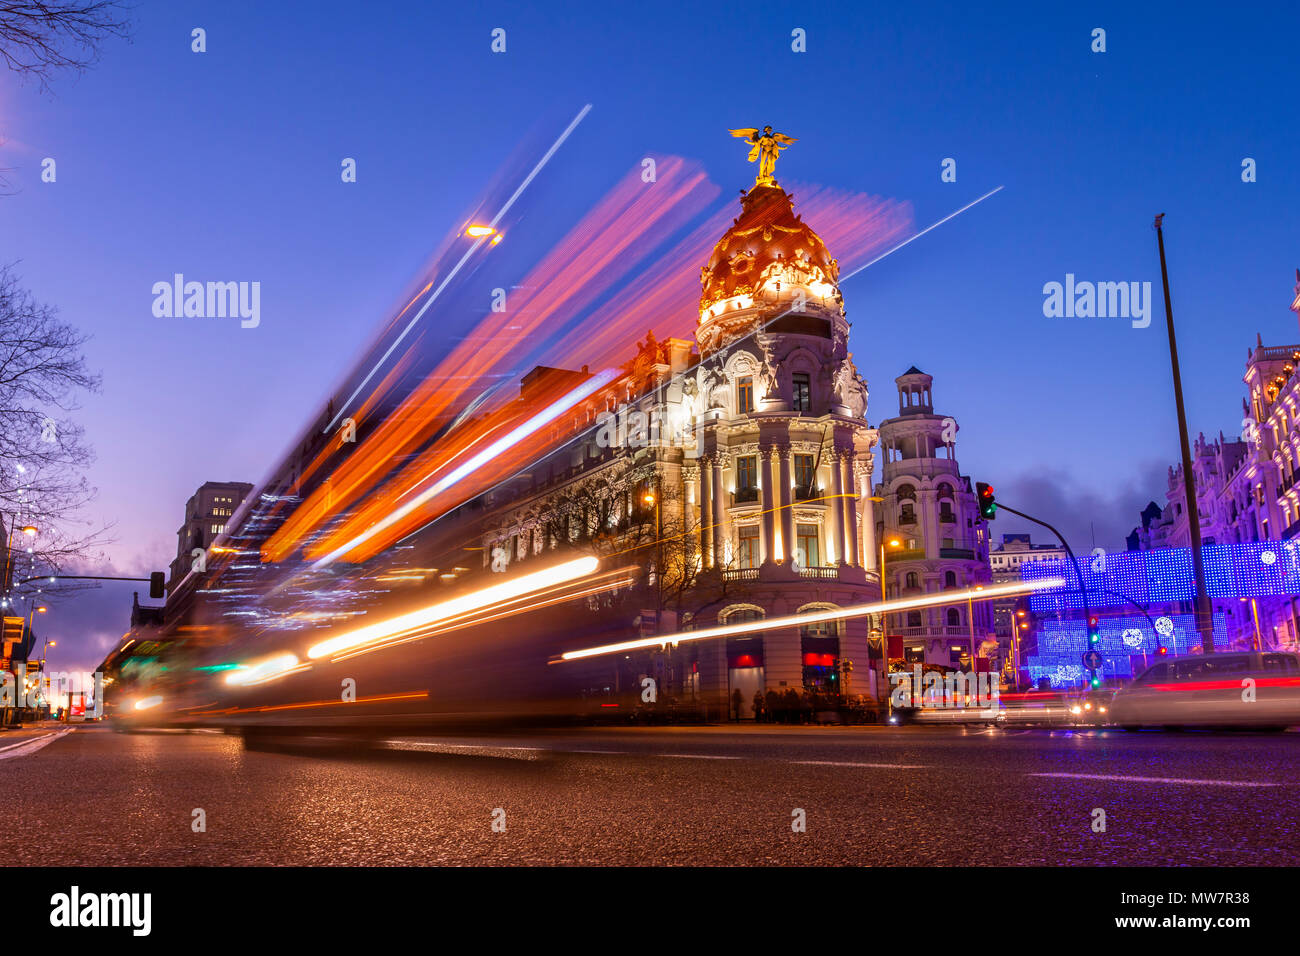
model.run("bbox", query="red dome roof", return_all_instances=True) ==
[700,184,839,312]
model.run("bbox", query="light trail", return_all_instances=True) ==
[323,104,594,435]
[327,567,637,664]
[557,577,1062,662]
[226,652,308,687]
[839,185,1004,282]
[306,556,599,659]
[309,367,619,568]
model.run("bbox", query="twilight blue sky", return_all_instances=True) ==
[1,0,1297,669]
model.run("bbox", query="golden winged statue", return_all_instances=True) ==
[728,126,797,186]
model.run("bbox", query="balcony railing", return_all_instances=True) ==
[732,487,759,505]
[723,568,760,581]
[893,626,973,638]
[798,566,838,579]
[793,485,820,502]
[939,547,975,560]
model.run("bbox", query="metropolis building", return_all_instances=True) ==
[479,153,885,717]
[473,140,1001,717]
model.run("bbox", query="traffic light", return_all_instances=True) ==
[975,482,996,519]
[1090,674,1101,689]
[149,571,166,600]
[1087,615,1101,647]
[1157,645,1168,656]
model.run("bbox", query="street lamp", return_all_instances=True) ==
[1,517,38,609]
[966,584,984,674]
[877,533,903,718]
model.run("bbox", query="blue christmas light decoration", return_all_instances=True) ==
[1023,613,1229,688]
[1022,541,1300,611]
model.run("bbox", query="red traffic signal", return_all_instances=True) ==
[975,482,997,519]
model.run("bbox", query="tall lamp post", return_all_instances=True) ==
[876,529,903,718]
[1154,214,1214,654]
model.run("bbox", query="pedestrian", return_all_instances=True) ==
[752,689,765,722]
[731,687,744,721]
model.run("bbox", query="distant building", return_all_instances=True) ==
[989,533,1066,658]
[872,368,994,669]
[169,481,254,588]
[1125,501,1162,551]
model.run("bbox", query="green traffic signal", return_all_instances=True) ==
[975,482,997,520]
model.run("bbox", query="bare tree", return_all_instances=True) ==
[0,1,131,90]
[0,262,110,605]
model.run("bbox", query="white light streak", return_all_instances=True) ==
[307,556,599,660]
[840,185,1004,283]
[324,104,593,435]
[559,577,1060,662]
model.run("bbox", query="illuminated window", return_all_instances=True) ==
[796,524,820,567]
[736,455,758,492]
[794,454,815,491]
[737,526,760,569]
[792,373,811,413]
[737,376,754,413]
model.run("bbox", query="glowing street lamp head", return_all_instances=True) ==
[465,224,497,238]
[36,606,47,613]
[887,538,901,548]
[643,493,655,506]
[21,526,37,537]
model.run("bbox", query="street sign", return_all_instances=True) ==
[1081,649,1104,671]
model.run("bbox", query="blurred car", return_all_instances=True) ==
[1066,687,1115,727]
[1110,651,1300,730]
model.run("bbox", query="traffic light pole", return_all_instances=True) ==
[1154,214,1215,655]
[990,503,1094,680]
[16,574,166,597]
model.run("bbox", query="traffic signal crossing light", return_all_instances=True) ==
[1087,616,1101,647]
[975,482,997,519]
[149,571,166,600]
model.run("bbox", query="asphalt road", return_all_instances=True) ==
[3,722,1298,865]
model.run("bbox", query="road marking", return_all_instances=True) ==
[794,760,928,769]
[0,730,71,760]
[659,753,740,760]
[1030,772,1278,788]
[380,739,544,760]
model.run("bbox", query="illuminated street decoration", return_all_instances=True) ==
[1022,541,1300,606]
[1024,614,1229,687]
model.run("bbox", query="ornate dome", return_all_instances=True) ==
[699,183,841,314]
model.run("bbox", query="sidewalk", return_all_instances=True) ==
[0,718,68,740]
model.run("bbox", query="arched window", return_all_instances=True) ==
[905,572,919,589]
[906,611,922,628]
[944,570,957,588]
[946,608,961,627]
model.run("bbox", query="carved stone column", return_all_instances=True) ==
[760,447,777,566]
[828,451,845,566]
[711,455,726,566]
[699,458,714,568]
[858,460,877,572]
[842,454,859,566]
[778,445,794,564]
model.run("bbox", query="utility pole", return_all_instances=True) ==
[1155,214,1214,654]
